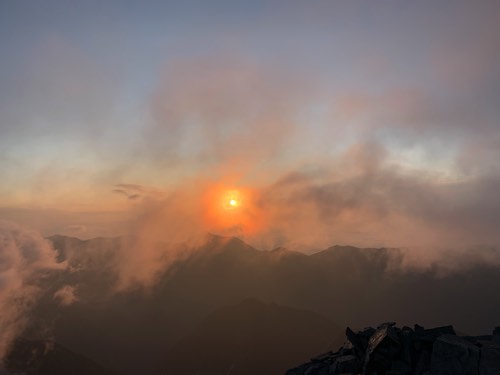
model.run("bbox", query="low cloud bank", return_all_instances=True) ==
[0,221,66,365]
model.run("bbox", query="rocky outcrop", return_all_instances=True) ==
[285,322,500,375]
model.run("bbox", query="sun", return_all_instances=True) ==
[222,190,241,210]
[202,184,264,236]
[226,196,240,209]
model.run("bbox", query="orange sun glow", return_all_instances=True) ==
[201,184,264,236]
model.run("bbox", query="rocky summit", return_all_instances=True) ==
[285,323,500,375]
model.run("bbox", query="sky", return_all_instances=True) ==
[1,0,500,250]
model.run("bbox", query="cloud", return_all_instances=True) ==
[106,47,500,277]
[0,221,66,364]
[2,32,500,283]
[110,180,224,289]
[103,141,500,289]
[112,184,164,202]
[147,56,315,169]
[0,207,129,240]
[251,141,500,250]
[53,285,78,306]
[121,137,500,250]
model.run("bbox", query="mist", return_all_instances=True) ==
[0,221,66,364]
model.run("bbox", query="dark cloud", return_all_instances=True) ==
[112,188,143,201]
[112,184,164,202]
[112,189,129,197]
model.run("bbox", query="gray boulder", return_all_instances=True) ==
[285,323,500,375]
[430,334,480,375]
[479,341,500,375]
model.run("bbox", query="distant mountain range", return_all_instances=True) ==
[5,234,499,375]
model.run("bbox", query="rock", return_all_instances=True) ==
[345,326,374,359]
[413,349,431,375]
[416,325,456,342]
[286,323,500,375]
[311,351,335,362]
[479,341,500,375]
[363,323,402,375]
[399,329,412,366]
[493,326,500,344]
[285,323,500,375]
[430,334,480,375]
[330,354,362,374]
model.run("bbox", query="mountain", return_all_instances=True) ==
[3,339,120,375]
[24,234,500,374]
[164,298,342,375]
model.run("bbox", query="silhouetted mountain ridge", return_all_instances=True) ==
[30,234,500,375]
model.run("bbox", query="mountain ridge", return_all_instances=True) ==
[24,233,500,375]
